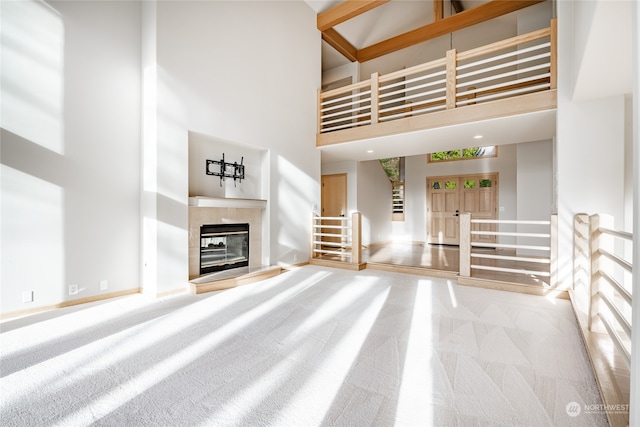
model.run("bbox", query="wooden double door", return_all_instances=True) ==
[427,173,498,245]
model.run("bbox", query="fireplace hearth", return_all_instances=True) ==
[200,223,249,275]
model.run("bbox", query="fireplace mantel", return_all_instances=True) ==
[189,196,267,209]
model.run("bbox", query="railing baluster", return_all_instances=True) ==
[370,72,379,125]
[446,49,457,110]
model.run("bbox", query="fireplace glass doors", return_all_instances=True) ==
[200,223,249,275]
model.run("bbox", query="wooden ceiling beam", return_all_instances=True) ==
[322,28,358,62]
[357,0,545,62]
[451,0,464,14]
[434,0,444,21]
[317,0,391,32]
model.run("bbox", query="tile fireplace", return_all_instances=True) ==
[199,223,249,274]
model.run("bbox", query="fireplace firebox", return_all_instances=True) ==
[200,223,249,275]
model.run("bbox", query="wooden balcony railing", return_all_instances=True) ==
[572,213,633,427]
[458,214,557,290]
[318,19,557,144]
[310,212,365,271]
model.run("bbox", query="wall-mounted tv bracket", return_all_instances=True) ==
[206,153,245,187]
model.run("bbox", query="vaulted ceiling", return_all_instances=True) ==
[306,0,545,70]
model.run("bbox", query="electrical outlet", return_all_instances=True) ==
[100,279,108,291]
[69,284,79,296]
[22,291,34,303]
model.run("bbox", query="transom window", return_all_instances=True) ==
[428,146,497,163]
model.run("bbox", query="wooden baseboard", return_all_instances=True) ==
[457,276,568,299]
[366,262,459,279]
[282,261,310,270]
[309,259,366,271]
[0,288,141,320]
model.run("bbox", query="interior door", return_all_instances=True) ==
[427,177,460,244]
[427,173,498,245]
[321,173,347,217]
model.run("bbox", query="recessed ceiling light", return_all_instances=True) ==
[473,135,483,139]
[367,150,374,153]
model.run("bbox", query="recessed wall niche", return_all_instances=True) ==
[188,131,266,200]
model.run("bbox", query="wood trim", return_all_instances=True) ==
[309,258,367,271]
[0,288,142,320]
[321,79,370,99]
[357,0,545,62]
[367,262,459,279]
[322,28,358,62]
[379,57,446,83]
[461,77,550,100]
[456,26,551,61]
[317,0,390,32]
[458,275,569,299]
[459,213,471,276]
[550,214,558,287]
[351,212,362,264]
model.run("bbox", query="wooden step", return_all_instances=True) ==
[188,266,282,294]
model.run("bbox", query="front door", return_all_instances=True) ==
[427,177,460,245]
[427,173,498,245]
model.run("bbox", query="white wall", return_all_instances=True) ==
[556,1,627,292]
[143,0,319,292]
[1,0,141,314]
[188,132,264,200]
[357,160,392,245]
[517,140,553,254]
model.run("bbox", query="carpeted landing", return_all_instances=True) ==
[1,265,606,426]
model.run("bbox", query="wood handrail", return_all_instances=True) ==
[457,26,551,61]
[321,80,371,99]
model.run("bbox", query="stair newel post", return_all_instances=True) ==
[550,214,558,288]
[459,213,471,277]
[311,213,318,259]
[352,212,362,265]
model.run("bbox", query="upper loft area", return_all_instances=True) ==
[317,20,556,154]
[310,0,559,162]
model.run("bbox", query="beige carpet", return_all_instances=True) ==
[1,265,606,426]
